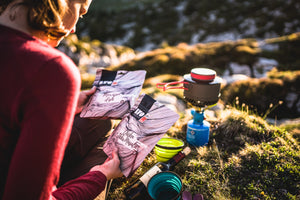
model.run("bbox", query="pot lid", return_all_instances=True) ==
[191,68,216,82]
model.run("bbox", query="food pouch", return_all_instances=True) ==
[103,94,179,177]
[80,69,146,119]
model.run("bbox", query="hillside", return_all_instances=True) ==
[76,0,300,51]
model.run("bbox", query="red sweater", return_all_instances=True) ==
[0,25,106,200]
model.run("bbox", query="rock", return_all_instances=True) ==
[155,94,186,113]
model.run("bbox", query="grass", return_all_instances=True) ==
[102,104,300,199]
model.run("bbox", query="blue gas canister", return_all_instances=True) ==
[186,109,210,147]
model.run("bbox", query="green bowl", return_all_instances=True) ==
[155,138,184,162]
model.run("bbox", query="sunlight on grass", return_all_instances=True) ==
[106,103,299,199]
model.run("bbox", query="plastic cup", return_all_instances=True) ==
[147,171,182,200]
[154,137,184,162]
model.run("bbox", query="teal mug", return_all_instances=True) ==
[147,171,182,200]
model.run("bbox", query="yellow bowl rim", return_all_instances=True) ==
[155,137,184,150]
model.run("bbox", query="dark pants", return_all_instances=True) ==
[58,114,112,186]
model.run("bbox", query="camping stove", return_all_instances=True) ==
[156,68,222,108]
[156,68,222,147]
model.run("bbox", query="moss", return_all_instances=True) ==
[267,68,300,83]
[111,38,263,78]
[114,45,136,57]
[145,54,169,67]
[225,136,300,199]
[262,33,300,71]
[235,45,260,55]
[221,70,300,119]
[210,108,278,156]
[280,123,300,143]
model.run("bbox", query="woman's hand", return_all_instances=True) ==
[90,150,123,180]
[75,86,96,114]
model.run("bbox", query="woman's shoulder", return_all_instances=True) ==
[27,39,74,65]
[25,39,80,79]
[0,25,80,85]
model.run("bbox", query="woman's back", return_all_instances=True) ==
[0,24,81,199]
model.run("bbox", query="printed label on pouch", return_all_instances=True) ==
[116,130,147,151]
[98,80,118,86]
[132,108,151,123]
[131,94,155,122]
[96,92,123,103]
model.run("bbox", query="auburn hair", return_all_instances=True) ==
[0,0,68,39]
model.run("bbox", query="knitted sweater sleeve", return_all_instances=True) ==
[52,171,107,200]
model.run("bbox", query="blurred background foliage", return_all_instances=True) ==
[76,0,300,51]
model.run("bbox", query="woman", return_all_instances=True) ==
[0,0,122,199]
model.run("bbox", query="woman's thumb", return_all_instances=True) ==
[85,86,96,95]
